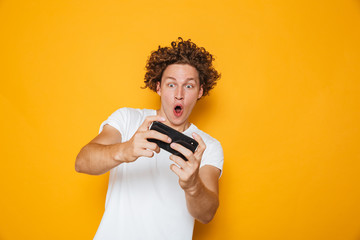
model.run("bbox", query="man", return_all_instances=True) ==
[75,37,223,240]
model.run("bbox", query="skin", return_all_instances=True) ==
[156,64,203,132]
[75,63,221,224]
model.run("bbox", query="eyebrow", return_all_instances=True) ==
[164,76,197,82]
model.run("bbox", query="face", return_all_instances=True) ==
[156,64,203,131]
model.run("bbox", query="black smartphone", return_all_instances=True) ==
[148,121,199,161]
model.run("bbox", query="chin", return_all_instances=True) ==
[169,119,183,126]
[168,117,185,127]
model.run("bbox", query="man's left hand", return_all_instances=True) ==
[169,132,206,194]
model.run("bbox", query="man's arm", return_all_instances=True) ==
[184,166,220,224]
[75,124,124,175]
[169,132,221,224]
[75,116,171,175]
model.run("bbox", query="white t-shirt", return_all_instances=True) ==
[94,108,224,240]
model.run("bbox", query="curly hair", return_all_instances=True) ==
[143,37,220,97]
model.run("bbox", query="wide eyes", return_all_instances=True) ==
[167,83,194,89]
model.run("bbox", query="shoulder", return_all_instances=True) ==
[99,107,156,137]
[112,107,155,116]
[191,124,224,174]
[110,107,156,120]
[190,125,222,150]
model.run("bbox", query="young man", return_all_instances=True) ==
[75,38,223,240]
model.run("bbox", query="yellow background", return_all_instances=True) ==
[1,0,360,239]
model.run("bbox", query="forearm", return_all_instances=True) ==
[75,142,125,175]
[185,178,219,224]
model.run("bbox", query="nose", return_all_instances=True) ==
[175,87,184,100]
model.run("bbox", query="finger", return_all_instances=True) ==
[138,149,155,158]
[154,145,160,154]
[170,164,183,177]
[145,142,159,152]
[170,143,194,162]
[169,154,187,169]
[192,132,206,160]
[146,130,171,143]
[138,115,166,132]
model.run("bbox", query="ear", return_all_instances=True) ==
[156,81,161,96]
[198,85,204,99]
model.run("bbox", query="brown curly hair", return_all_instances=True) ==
[143,37,220,97]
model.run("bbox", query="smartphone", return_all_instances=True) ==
[148,121,199,161]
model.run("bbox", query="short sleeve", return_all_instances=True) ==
[200,140,224,178]
[99,108,129,138]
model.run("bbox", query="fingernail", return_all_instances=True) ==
[168,138,172,143]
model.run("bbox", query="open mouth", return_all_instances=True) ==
[173,105,183,117]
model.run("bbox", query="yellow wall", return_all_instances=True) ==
[1,1,359,239]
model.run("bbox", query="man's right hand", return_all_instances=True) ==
[115,115,172,163]
[75,115,171,175]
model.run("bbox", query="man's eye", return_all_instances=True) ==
[168,83,175,87]
[186,85,193,89]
